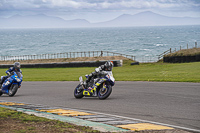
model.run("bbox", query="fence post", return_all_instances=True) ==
[195,42,197,48]
[101,51,103,57]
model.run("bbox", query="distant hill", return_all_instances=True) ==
[94,11,200,27]
[0,14,90,28]
[0,11,199,28]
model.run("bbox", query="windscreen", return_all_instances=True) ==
[16,72,22,78]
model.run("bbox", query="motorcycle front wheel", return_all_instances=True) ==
[98,83,112,100]
[74,84,84,99]
[9,84,18,97]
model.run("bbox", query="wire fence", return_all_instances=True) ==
[157,42,199,61]
[1,42,198,63]
[0,51,135,61]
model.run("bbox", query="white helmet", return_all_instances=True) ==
[104,61,113,71]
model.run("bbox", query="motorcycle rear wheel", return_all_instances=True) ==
[98,83,112,100]
[9,84,18,97]
[0,84,2,96]
[74,84,84,99]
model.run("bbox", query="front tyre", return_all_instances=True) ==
[9,84,18,97]
[98,83,112,100]
[74,84,84,99]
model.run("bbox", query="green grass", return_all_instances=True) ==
[0,61,200,82]
[114,62,200,82]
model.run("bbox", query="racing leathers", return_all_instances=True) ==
[85,64,109,85]
[0,67,22,87]
[84,62,113,95]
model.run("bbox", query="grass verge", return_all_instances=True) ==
[0,61,200,82]
[164,48,200,57]
[0,107,99,133]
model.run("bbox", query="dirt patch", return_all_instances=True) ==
[0,117,98,133]
[0,118,192,133]
[0,56,130,65]
[0,117,192,133]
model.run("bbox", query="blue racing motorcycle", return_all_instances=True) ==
[74,71,115,100]
[0,71,23,97]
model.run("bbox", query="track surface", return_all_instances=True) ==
[1,81,200,131]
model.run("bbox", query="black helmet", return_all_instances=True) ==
[104,61,113,71]
[14,62,20,70]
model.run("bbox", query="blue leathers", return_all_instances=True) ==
[0,67,22,86]
[6,67,22,75]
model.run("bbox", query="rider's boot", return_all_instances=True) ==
[85,72,95,85]
[80,81,86,88]
[93,89,97,96]
[0,76,6,91]
[0,76,5,84]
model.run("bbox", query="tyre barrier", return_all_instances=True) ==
[131,62,139,65]
[0,60,123,68]
[163,55,200,63]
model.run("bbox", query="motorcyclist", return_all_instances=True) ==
[0,62,22,87]
[83,61,114,94]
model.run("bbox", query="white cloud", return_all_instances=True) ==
[1,0,199,10]
[0,0,199,21]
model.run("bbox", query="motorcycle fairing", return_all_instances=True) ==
[1,72,22,95]
[82,78,107,96]
[83,90,91,96]
[1,78,13,93]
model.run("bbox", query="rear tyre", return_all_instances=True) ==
[74,84,84,99]
[98,83,112,100]
[9,84,18,97]
[0,84,2,96]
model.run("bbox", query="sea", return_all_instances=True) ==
[0,25,200,62]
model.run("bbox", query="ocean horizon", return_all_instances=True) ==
[0,25,200,62]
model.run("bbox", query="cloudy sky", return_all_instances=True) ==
[0,0,200,23]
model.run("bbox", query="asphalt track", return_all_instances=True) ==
[1,81,200,131]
